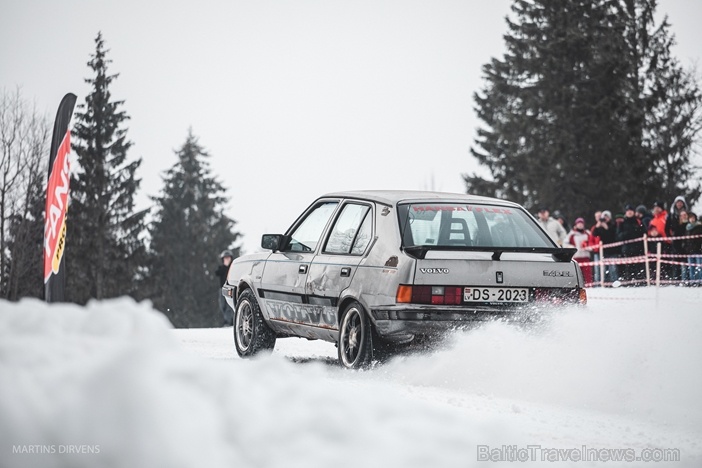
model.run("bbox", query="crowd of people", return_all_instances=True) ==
[536,196,702,287]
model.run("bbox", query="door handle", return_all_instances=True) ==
[299,264,308,274]
[340,267,351,277]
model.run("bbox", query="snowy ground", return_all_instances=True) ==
[1,287,701,467]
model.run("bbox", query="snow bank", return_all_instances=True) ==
[0,298,520,468]
[3,289,700,468]
[382,287,702,430]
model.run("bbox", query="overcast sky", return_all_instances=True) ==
[1,0,701,253]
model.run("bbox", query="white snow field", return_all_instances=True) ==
[1,288,701,468]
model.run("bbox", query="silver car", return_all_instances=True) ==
[222,190,586,368]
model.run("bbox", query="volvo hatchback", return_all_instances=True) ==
[222,190,586,368]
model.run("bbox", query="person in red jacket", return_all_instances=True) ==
[649,201,668,239]
[589,211,602,282]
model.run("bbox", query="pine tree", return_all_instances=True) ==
[147,130,240,328]
[66,32,147,303]
[619,1,702,205]
[466,0,701,218]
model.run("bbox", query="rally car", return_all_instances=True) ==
[222,190,586,368]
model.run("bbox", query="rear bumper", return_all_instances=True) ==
[371,289,585,338]
[371,306,525,336]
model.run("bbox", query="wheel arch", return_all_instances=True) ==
[235,280,254,302]
[337,294,374,329]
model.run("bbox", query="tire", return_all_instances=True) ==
[233,289,276,357]
[338,301,374,369]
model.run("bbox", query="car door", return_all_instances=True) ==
[307,201,374,308]
[259,200,339,329]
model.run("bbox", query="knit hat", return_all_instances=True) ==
[602,210,612,219]
[636,205,647,215]
[652,200,665,209]
[574,217,585,225]
[624,204,635,212]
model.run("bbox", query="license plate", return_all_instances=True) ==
[464,287,529,303]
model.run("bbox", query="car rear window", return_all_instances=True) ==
[397,203,553,249]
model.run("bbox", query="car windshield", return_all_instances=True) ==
[397,202,554,249]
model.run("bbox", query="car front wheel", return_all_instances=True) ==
[338,301,373,369]
[234,289,276,357]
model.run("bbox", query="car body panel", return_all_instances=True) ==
[413,251,579,288]
[224,190,585,346]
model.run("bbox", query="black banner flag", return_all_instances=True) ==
[44,93,77,302]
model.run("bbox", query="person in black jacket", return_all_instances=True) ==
[216,250,234,326]
[636,205,652,230]
[592,210,619,283]
[617,205,646,284]
[669,210,690,283]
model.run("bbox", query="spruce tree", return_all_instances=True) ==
[66,32,147,303]
[620,2,702,205]
[147,130,240,328]
[466,0,701,217]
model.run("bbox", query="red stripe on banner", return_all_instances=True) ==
[43,131,71,283]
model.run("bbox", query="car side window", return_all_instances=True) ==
[286,202,338,252]
[324,203,371,255]
[350,211,372,255]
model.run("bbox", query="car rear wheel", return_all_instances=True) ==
[234,289,276,357]
[338,301,374,369]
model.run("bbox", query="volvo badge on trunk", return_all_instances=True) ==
[420,268,450,274]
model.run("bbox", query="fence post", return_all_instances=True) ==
[656,242,662,288]
[599,241,605,288]
[644,234,651,287]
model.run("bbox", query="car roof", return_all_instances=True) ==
[320,190,521,207]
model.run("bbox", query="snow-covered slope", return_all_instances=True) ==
[1,288,701,467]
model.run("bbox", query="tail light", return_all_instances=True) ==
[396,285,462,305]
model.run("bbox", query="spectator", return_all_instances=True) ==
[590,211,602,235]
[565,217,593,284]
[670,195,687,226]
[685,212,702,284]
[617,205,646,284]
[589,211,602,283]
[636,205,652,230]
[647,224,672,282]
[216,250,234,326]
[592,210,619,283]
[669,209,689,283]
[649,201,668,239]
[537,207,566,246]
[553,210,570,234]
[666,195,688,235]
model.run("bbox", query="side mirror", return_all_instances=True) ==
[261,234,284,252]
